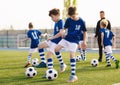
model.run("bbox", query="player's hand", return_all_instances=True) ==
[112,43,115,48]
[82,41,87,49]
[94,36,97,41]
[60,29,66,38]
[20,41,23,46]
[44,33,48,37]
[47,37,52,41]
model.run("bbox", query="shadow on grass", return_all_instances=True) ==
[77,65,117,73]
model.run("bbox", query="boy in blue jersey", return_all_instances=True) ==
[38,8,67,72]
[21,22,47,68]
[48,6,87,82]
[100,19,119,68]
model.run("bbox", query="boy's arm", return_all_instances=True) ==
[112,36,115,48]
[22,38,29,42]
[48,29,66,41]
[41,33,48,37]
[20,38,29,46]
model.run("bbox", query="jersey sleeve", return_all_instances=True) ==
[64,18,70,28]
[27,31,31,38]
[81,21,87,32]
[58,20,64,30]
[37,30,42,36]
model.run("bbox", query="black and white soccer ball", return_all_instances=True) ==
[91,59,99,67]
[32,58,39,67]
[75,55,81,62]
[46,68,58,80]
[25,67,37,78]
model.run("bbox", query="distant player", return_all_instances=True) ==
[21,22,47,68]
[100,19,119,68]
[78,23,87,61]
[38,8,66,72]
[48,6,87,82]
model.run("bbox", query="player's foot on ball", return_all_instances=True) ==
[36,62,47,68]
[67,75,78,83]
[60,64,67,73]
[105,64,111,67]
[115,60,119,69]
[24,62,30,68]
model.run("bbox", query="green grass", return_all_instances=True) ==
[0,50,120,85]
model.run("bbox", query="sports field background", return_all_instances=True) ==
[0,49,120,85]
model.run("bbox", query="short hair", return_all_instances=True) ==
[28,22,33,28]
[100,19,108,28]
[49,8,60,16]
[100,11,105,14]
[68,6,77,16]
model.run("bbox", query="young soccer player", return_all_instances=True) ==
[48,6,87,82]
[21,22,47,68]
[38,8,67,72]
[100,19,119,68]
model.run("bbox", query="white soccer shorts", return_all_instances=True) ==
[58,39,78,52]
[104,45,112,54]
[45,40,57,54]
[29,48,38,54]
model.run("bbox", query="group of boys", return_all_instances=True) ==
[21,6,119,83]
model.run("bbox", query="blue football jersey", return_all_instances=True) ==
[51,19,64,44]
[100,28,114,47]
[27,30,41,48]
[64,18,87,44]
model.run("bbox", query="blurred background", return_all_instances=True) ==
[0,0,120,49]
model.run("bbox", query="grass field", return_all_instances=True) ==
[0,50,120,85]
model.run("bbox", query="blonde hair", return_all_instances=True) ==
[100,19,108,28]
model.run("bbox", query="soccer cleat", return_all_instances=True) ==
[115,60,119,69]
[24,62,30,68]
[67,75,78,83]
[60,64,67,73]
[81,55,86,61]
[98,59,102,62]
[36,62,47,68]
[105,64,111,67]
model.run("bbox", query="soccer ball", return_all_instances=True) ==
[46,68,58,80]
[75,55,81,62]
[91,59,99,67]
[32,58,39,67]
[25,67,37,78]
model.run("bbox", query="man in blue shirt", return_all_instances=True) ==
[21,22,47,68]
[49,6,87,82]
[100,19,119,68]
[38,8,66,72]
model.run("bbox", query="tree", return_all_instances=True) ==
[62,0,77,20]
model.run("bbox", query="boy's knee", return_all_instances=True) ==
[55,47,59,52]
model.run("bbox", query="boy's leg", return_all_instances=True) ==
[55,44,67,73]
[24,53,32,67]
[55,52,67,73]
[105,53,111,67]
[37,49,46,68]
[37,42,49,68]
[80,42,86,61]
[42,52,53,78]
[110,54,119,69]
[68,51,78,82]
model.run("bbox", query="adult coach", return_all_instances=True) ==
[94,11,111,62]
